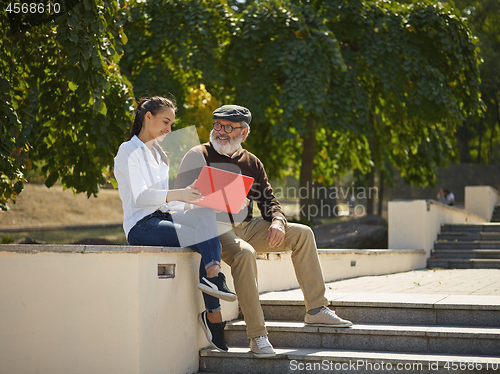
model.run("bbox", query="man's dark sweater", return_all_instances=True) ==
[174,142,286,225]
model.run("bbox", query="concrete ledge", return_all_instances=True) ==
[257,248,427,296]
[429,200,486,221]
[0,245,425,255]
[0,243,194,253]
[317,248,425,255]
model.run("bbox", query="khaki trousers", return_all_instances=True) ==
[219,218,329,339]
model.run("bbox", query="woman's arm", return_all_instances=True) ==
[116,144,203,210]
[166,180,203,204]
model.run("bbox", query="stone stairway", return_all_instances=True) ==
[199,294,500,373]
[428,223,500,269]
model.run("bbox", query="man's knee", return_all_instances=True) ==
[222,243,256,268]
[285,222,317,252]
[287,222,314,239]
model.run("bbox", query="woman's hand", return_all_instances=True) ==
[166,180,204,204]
[181,180,204,203]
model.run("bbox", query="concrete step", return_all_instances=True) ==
[257,298,500,327]
[441,224,500,233]
[199,347,500,374]
[434,241,500,250]
[224,320,500,356]
[438,232,500,241]
[427,258,500,269]
[431,249,500,259]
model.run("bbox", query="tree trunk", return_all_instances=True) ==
[456,120,471,163]
[491,95,500,164]
[315,182,336,218]
[489,120,495,164]
[367,112,376,216]
[366,170,374,216]
[377,170,384,216]
[477,117,483,163]
[299,117,316,222]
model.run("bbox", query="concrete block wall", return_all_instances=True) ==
[465,186,500,221]
[0,244,425,374]
[388,200,487,256]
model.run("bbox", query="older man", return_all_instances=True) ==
[175,105,352,357]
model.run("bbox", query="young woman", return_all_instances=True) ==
[113,96,234,351]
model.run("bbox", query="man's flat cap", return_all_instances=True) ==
[213,105,251,124]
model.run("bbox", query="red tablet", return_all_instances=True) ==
[193,166,254,214]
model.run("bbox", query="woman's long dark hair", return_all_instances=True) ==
[128,96,177,166]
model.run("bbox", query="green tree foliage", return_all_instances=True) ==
[220,1,349,217]
[452,0,500,164]
[0,0,134,210]
[223,0,482,218]
[321,0,483,214]
[122,0,482,220]
[1,0,483,221]
[120,0,229,118]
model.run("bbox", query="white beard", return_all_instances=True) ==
[210,130,243,155]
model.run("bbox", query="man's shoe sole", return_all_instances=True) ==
[197,283,238,302]
[198,312,228,352]
[251,351,277,358]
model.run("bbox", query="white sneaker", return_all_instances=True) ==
[304,306,353,327]
[249,335,276,358]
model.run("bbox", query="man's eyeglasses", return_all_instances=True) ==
[213,122,244,134]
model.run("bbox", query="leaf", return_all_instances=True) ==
[99,101,107,116]
[109,177,118,189]
[45,171,59,188]
[13,181,24,195]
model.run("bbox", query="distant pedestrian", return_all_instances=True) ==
[443,189,455,206]
[437,188,446,204]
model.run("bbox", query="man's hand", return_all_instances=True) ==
[240,198,250,212]
[267,219,285,248]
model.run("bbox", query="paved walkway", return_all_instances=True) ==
[261,269,500,307]
[323,269,500,296]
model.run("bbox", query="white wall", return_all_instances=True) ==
[465,186,500,221]
[0,247,207,374]
[388,200,487,256]
[0,243,425,374]
[0,251,140,374]
[255,249,426,295]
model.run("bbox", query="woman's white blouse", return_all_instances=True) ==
[114,135,184,237]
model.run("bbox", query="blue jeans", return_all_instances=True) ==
[127,208,221,313]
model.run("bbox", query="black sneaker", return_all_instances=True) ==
[198,273,237,302]
[198,311,228,352]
